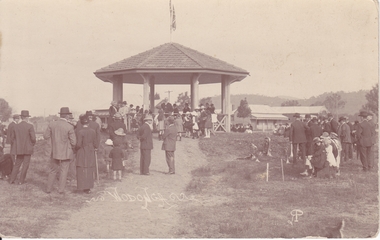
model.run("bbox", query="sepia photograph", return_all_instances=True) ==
[0,0,378,238]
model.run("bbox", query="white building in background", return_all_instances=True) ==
[232,105,328,131]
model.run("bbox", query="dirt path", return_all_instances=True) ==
[41,137,207,238]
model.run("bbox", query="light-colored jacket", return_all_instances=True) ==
[337,123,351,143]
[44,118,76,160]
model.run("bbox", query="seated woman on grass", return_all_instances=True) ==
[310,137,327,177]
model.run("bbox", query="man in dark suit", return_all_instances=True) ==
[161,116,178,174]
[328,113,339,134]
[289,113,309,166]
[357,111,374,171]
[9,110,36,184]
[138,115,153,175]
[6,114,20,163]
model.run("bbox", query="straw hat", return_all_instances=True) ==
[114,128,126,136]
[105,139,113,146]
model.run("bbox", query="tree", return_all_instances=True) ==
[199,97,212,107]
[362,83,378,117]
[0,98,12,122]
[175,91,191,110]
[154,92,160,100]
[281,100,301,106]
[323,93,346,117]
[310,101,324,106]
[237,98,251,118]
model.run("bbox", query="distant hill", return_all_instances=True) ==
[208,90,368,115]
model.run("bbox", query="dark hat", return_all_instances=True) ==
[367,112,373,116]
[12,114,20,119]
[338,116,346,122]
[358,111,368,117]
[85,111,94,116]
[20,110,31,117]
[59,107,72,115]
[327,113,333,118]
[305,114,311,118]
[293,113,301,118]
[79,114,89,125]
[313,137,322,143]
[122,101,127,104]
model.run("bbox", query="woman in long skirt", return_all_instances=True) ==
[76,115,98,194]
[174,113,184,141]
[155,108,165,140]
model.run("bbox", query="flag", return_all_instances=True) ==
[171,5,176,31]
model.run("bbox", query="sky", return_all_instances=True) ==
[0,0,378,117]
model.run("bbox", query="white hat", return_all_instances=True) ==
[105,139,113,146]
[114,128,126,136]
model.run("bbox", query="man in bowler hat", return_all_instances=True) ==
[9,110,36,184]
[6,114,20,163]
[44,107,76,194]
[138,115,153,175]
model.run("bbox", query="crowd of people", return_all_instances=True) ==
[0,99,219,194]
[284,111,377,177]
[1,100,376,194]
[107,100,217,140]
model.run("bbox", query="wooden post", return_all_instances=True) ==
[190,73,200,111]
[149,76,155,113]
[142,74,150,111]
[112,75,123,102]
[266,163,269,182]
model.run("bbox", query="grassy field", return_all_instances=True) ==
[174,132,379,238]
[0,132,138,238]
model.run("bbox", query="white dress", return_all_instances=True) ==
[325,145,337,167]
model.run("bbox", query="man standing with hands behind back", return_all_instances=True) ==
[9,110,36,185]
[44,107,76,194]
[138,115,153,175]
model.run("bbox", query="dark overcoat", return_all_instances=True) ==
[138,123,153,150]
[6,122,16,144]
[12,121,36,155]
[108,120,127,140]
[162,124,177,152]
[76,127,97,168]
[309,122,323,139]
[289,120,308,143]
[357,120,373,147]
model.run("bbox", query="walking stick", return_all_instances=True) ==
[281,158,285,181]
[95,150,99,184]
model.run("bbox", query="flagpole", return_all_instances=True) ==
[169,0,172,42]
